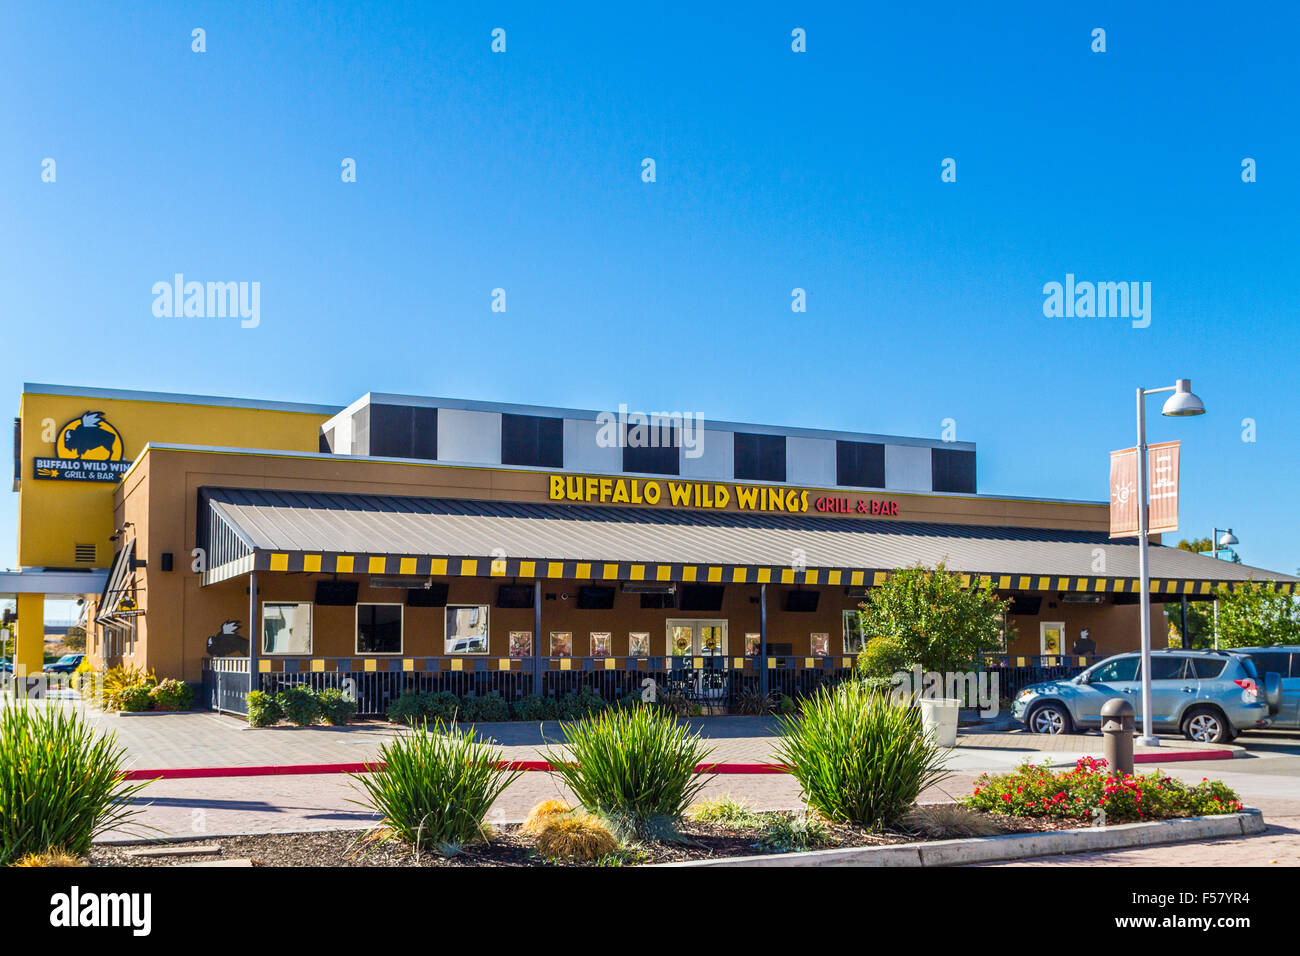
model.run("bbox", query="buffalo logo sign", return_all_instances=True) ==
[206,620,249,657]
[33,410,131,482]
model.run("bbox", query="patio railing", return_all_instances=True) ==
[201,654,858,718]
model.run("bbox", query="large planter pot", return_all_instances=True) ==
[918,698,961,748]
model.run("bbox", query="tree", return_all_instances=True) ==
[64,625,87,652]
[1210,581,1300,647]
[854,562,1010,678]
[1166,601,1212,649]
[1177,537,1241,564]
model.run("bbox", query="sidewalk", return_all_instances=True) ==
[88,710,1237,776]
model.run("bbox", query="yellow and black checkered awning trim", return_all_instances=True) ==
[245,551,1296,595]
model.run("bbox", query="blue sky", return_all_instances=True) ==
[1,1,1297,577]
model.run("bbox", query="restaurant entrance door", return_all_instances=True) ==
[666,619,728,657]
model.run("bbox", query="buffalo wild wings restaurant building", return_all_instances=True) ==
[5,384,1296,713]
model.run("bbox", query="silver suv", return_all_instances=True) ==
[1011,649,1277,743]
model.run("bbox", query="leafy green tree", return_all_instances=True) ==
[1166,601,1212,649]
[64,625,87,652]
[854,563,1010,678]
[1177,537,1241,564]
[1210,581,1300,648]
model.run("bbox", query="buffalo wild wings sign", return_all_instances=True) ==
[32,411,131,482]
[549,473,900,516]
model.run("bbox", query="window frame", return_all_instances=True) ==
[356,602,404,656]
[444,604,489,656]
[262,601,314,656]
[842,610,866,655]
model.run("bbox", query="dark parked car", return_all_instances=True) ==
[44,653,85,673]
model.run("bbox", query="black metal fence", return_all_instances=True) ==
[201,655,857,718]
[978,653,1099,700]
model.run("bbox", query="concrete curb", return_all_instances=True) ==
[653,809,1266,867]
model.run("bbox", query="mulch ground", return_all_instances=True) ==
[88,810,1084,867]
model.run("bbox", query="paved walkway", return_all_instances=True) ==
[90,710,1232,774]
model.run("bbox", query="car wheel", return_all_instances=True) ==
[1183,707,1231,744]
[1028,702,1071,735]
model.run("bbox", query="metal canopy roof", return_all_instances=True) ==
[200,487,1298,595]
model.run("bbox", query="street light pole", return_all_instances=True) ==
[1136,387,1156,746]
[1208,527,1238,651]
[1133,379,1205,747]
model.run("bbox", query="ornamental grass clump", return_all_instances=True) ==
[534,813,619,861]
[351,721,521,855]
[772,680,949,830]
[543,704,714,840]
[522,799,573,836]
[0,703,151,865]
[964,756,1244,824]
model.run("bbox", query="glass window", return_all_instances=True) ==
[590,632,612,657]
[628,632,650,657]
[842,611,866,654]
[1090,656,1139,683]
[1185,657,1228,679]
[1245,652,1291,678]
[1146,656,1188,680]
[508,631,533,658]
[357,604,402,654]
[810,633,830,656]
[745,632,761,655]
[444,605,488,655]
[550,631,572,657]
[263,602,312,655]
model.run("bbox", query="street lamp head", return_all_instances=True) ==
[1162,379,1205,417]
[1219,529,1239,548]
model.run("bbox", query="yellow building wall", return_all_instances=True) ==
[17,389,332,570]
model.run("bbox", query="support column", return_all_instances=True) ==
[759,583,769,697]
[248,571,259,697]
[532,580,543,696]
[15,592,45,677]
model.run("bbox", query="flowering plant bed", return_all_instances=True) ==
[82,804,1088,868]
[963,757,1243,823]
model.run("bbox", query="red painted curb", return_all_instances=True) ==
[119,760,791,780]
[1134,749,1234,763]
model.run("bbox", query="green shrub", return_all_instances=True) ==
[460,693,510,723]
[387,690,425,725]
[424,692,461,722]
[0,703,152,864]
[148,678,193,711]
[351,721,521,854]
[616,693,644,711]
[777,695,798,715]
[557,687,607,720]
[513,694,558,721]
[100,665,158,711]
[773,681,949,830]
[735,688,773,716]
[277,685,321,726]
[317,689,357,726]
[964,757,1245,823]
[759,811,832,853]
[543,704,714,840]
[855,636,907,682]
[688,794,762,827]
[116,684,154,713]
[246,690,283,728]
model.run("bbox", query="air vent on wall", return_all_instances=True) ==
[74,544,96,563]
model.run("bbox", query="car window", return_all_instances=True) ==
[1246,652,1292,678]
[1090,657,1138,682]
[1185,657,1228,679]
[1145,656,1188,680]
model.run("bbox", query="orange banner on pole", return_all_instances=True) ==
[1109,442,1180,538]
[1109,447,1139,538]
[1146,440,1180,534]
